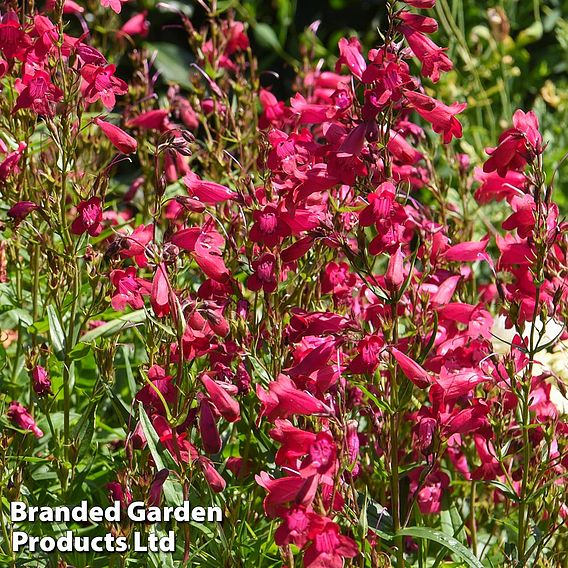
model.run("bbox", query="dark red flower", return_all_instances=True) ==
[71,197,103,237]
[248,253,278,293]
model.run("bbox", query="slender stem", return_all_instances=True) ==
[390,302,404,568]
[470,481,477,557]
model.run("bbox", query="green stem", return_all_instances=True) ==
[390,303,404,568]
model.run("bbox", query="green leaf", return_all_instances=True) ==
[254,23,283,53]
[359,493,394,540]
[68,341,91,361]
[397,527,483,568]
[81,310,146,343]
[145,42,194,90]
[47,305,66,360]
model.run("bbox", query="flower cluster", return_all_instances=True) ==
[1,0,567,566]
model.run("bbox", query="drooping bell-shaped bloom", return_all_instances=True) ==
[95,118,137,154]
[7,200,38,222]
[201,374,240,423]
[405,90,466,143]
[304,519,359,568]
[71,197,103,237]
[32,365,52,397]
[7,401,43,437]
[199,397,222,454]
[247,253,278,294]
[119,11,150,38]
[391,347,432,388]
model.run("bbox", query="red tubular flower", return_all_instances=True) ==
[400,26,452,82]
[32,366,52,397]
[335,37,367,80]
[349,335,385,374]
[255,471,318,517]
[172,225,229,282]
[150,264,171,318]
[119,11,150,38]
[304,519,359,568]
[183,171,237,203]
[148,469,169,507]
[483,109,543,176]
[275,506,316,548]
[404,1,436,7]
[199,397,222,454]
[71,197,103,237]
[94,118,137,154]
[385,245,406,290]
[100,0,127,15]
[391,347,432,388]
[13,70,63,116]
[201,374,240,423]
[247,253,278,293]
[0,12,29,60]
[405,90,466,143]
[110,267,151,311]
[135,365,177,415]
[126,109,170,131]
[8,201,38,222]
[257,374,325,421]
[197,456,226,493]
[81,64,128,110]
[409,466,450,514]
[0,142,26,181]
[249,205,291,247]
[7,401,43,438]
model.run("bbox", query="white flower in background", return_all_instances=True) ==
[490,315,568,415]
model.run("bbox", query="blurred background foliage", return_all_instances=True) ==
[139,0,568,207]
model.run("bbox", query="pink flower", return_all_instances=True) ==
[247,253,278,294]
[400,26,452,82]
[201,373,240,423]
[197,456,226,493]
[13,70,63,116]
[126,109,170,131]
[148,469,169,507]
[100,0,127,14]
[409,466,450,514]
[405,90,466,143]
[135,365,177,415]
[71,197,103,237]
[336,37,367,80]
[304,519,359,568]
[275,506,315,548]
[110,266,151,310]
[95,118,137,154]
[183,172,237,203]
[172,225,229,282]
[7,402,43,438]
[385,245,406,290]
[8,200,38,222]
[81,64,128,110]
[249,205,291,248]
[32,366,52,397]
[0,142,26,181]
[150,263,171,318]
[483,109,543,176]
[257,374,325,421]
[391,347,432,388]
[199,397,222,454]
[404,0,436,7]
[119,12,150,38]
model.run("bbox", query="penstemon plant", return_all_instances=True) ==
[0,0,567,567]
